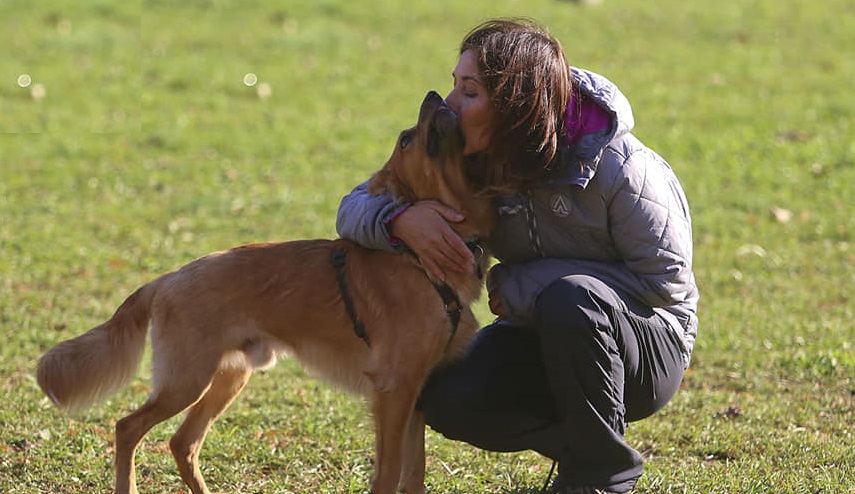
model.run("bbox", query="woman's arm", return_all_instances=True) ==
[336,181,409,252]
[336,182,475,280]
[605,146,695,308]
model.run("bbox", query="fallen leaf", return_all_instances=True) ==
[771,206,792,223]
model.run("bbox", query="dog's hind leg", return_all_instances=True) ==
[398,409,426,494]
[169,365,252,494]
[115,387,211,494]
[114,354,220,494]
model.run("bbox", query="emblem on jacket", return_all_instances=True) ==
[550,194,571,217]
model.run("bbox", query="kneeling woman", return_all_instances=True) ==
[337,18,699,494]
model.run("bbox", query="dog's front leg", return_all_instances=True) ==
[370,386,419,494]
[398,409,426,494]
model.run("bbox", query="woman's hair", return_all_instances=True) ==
[461,18,573,192]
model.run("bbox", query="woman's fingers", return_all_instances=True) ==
[389,201,474,280]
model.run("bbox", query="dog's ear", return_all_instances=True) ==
[367,167,394,196]
[368,165,415,203]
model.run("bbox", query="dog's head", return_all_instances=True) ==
[369,91,493,239]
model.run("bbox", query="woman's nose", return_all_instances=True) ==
[444,90,459,113]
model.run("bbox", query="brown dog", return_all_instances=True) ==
[37,91,494,494]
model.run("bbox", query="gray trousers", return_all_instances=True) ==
[419,275,686,493]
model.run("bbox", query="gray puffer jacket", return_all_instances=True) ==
[336,68,698,368]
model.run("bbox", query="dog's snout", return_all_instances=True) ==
[418,90,445,126]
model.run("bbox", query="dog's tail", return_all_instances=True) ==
[37,279,159,413]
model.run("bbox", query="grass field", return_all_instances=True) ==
[2,0,854,492]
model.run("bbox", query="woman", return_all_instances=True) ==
[336,19,698,494]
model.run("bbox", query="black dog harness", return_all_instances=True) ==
[331,248,370,346]
[331,243,484,349]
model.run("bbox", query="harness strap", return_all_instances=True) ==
[333,242,481,350]
[331,248,371,347]
[430,280,463,347]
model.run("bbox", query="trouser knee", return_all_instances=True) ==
[535,276,616,341]
[418,368,471,441]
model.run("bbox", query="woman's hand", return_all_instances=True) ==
[389,200,474,281]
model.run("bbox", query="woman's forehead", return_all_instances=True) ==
[453,50,482,82]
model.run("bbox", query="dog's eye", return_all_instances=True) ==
[399,131,413,150]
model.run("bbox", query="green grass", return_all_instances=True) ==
[2,0,854,492]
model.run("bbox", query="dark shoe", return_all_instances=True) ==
[540,460,623,494]
[562,487,620,494]
[545,480,620,494]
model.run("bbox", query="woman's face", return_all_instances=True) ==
[445,49,496,156]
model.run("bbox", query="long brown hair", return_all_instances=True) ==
[460,18,572,192]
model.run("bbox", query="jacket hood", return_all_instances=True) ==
[573,67,635,138]
[549,68,635,188]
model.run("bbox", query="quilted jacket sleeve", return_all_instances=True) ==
[335,181,411,252]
